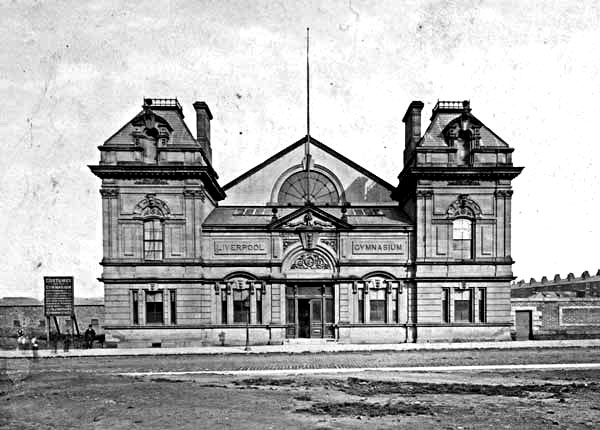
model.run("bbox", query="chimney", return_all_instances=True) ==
[402,101,424,165]
[193,101,213,164]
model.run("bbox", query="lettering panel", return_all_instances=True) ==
[352,240,405,255]
[214,240,267,255]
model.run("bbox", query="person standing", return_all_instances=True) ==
[84,324,96,349]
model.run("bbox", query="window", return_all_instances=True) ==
[39,319,46,328]
[170,290,177,325]
[454,289,472,322]
[286,298,295,324]
[221,292,228,324]
[277,171,339,205]
[477,288,486,323]
[442,288,450,323]
[145,291,164,324]
[144,219,163,260]
[452,218,472,259]
[132,290,139,325]
[91,318,99,326]
[369,289,387,323]
[256,291,262,324]
[13,320,20,328]
[233,290,249,323]
[357,292,364,323]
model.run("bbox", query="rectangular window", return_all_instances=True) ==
[477,288,486,323]
[325,298,334,323]
[13,320,20,328]
[132,290,139,325]
[454,289,472,323]
[145,291,164,324]
[442,288,450,323]
[221,293,228,324]
[286,298,295,324]
[358,294,364,324]
[370,300,386,323]
[452,218,473,260]
[233,290,249,323]
[170,290,177,325]
[144,219,163,260]
[256,293,262,324]
[91,318,99,326]
[39,319,46,328]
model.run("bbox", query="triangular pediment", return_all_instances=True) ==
[268,205,352,231]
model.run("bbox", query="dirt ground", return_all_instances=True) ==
[2,350,600,429]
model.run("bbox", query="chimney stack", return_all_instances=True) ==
[402,101,424,165]
[193,101,213,164]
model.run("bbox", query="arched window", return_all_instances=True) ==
[143,219,163,260]
[277,171,340,205]
[452,218,472,260]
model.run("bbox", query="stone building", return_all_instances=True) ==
[511,271,600,340]
[89,98,522,347]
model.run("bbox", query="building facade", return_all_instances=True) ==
[511,271,600,340]
[89,98,522,347]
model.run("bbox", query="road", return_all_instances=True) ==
[2,347,600,429]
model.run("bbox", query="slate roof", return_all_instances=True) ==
[420,112,508,147]
[203,206,411,228]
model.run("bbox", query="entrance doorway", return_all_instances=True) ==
[286,284,334,339]
[514,310,532,340]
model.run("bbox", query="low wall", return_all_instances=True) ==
[416,325,512,343]
[105,326,287,348]
[338,325,408,344]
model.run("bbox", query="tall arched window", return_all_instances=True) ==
[452,218,472,260]
[277,171,340,205]
[143,219,163,260]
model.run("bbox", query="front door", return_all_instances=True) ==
[298,299,311,338]
[310,299,323,338]
[515,310,532,340]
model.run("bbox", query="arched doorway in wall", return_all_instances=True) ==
[282,247,336,339]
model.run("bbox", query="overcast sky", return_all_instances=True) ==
[2,0,599,298]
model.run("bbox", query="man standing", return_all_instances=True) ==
[84,324,96,349]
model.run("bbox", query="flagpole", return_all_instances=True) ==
[305,27,311,204]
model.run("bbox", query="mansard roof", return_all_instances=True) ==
[223,136,395,192]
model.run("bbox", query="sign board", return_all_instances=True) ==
[44,276,74,316]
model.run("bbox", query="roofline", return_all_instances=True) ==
[223,135,395,192]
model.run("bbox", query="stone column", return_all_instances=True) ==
[100,189,119,259]
[363,282,370,324]
[263,282,272,324]
[214,283,222,324]
[249,282,257,325]
[226,283,233,325]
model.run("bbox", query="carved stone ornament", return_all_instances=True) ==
[134,178,169,185]
[183,188,206,201]
[283,212,334,230]
[320,238,337,252]
[494,190,514,198]
[133,193,171,217]
[290,252,331,270]
[282,237,299,251]
[100,189,119,198]
[446,194,482,218]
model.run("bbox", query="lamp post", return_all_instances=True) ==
[244,295,251,351]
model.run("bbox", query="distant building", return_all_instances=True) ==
[511,271,600,340]
[0,297,104,346]
[89,98,522,347]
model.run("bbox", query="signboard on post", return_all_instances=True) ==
[44,276,74,316]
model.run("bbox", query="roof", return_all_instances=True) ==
[420,112,509,148]
[203,205,412,228]
[223,136,395,192]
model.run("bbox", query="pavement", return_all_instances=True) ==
[2,338,600,359]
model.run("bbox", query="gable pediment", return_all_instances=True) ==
[268,205,352,231]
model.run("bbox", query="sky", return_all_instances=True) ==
[1,0,600,299]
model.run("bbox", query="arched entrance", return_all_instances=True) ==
[285,283,334,339]
[282,248,336,339]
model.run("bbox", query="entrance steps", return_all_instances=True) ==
[285,338,337,345]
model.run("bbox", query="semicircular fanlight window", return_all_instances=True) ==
[277,171,339,205]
